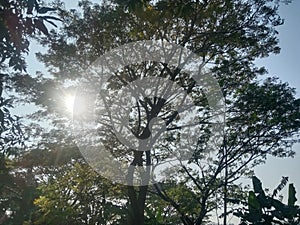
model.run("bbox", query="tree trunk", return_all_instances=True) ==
[127,150,151,225]
[128,185,148,225]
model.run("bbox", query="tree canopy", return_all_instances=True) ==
[0,0,299,225]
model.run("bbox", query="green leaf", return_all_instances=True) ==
[288,183,297,206]
[248,191,261,211]
[155,207,163,223]
[256,193,271,208]
[271,198,285,211]
[248,191,263,223]
[252,176,264,194]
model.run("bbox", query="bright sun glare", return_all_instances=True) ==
[64,95,75,114]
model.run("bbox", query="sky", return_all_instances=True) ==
[24,0,300,223]
[253,0,300,201]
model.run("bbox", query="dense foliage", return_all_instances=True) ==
[0,0,299,225]
[231,176,300,225]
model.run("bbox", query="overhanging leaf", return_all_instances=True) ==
[288,183,297,206]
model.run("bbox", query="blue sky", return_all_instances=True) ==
[254,0,300,201]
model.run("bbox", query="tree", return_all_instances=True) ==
[230,176,300,225]
[11,0,300,225]
[151,77,300,225]
[0,1,62,224]
[33,159,128,225]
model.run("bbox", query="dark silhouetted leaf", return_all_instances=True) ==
[25,18,34,34]
[0,109,4,128]
[37,7,56,14]
[34,19,49,35]
[27,0,35,14]
[272,176,289,198]
[43,19,57,28]
[288,184,297,206]
[252,176,264,194]
[40,15,63,22]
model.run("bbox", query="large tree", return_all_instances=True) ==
[10,0,300,225]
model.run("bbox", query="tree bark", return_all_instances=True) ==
[128,185,148,225]
[127,150,151,225]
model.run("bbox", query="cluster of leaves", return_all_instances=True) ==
[0,0,61,71]
[0,0,62,157]
[230,176,300,225]
[0,82,24,157]
[0,157,38,225]
[32,159,128,225]
[0,68,27,225]
[0,1,62,224]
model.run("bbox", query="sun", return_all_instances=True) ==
[64,94,75,113]
[63,93,88,117]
